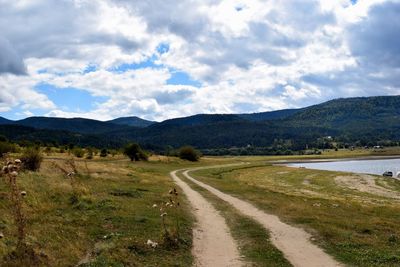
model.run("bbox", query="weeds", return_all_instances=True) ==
[2,159,25,245]
[151,188,183,249]
[52,158,86,205]
[1,159,45,266]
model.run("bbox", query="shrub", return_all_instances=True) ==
[21,147,43,171]
[109,149,118,157]
[100,148,108,158]
[178,146,201,162]
[0,141,16,157]
[123,143,148,161]
[44,147,52,155]
[72,147,85,158]
[86,147,94,159]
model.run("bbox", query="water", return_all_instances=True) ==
[288,158,400,176]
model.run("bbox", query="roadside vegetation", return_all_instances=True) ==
[0,148,222,266]
[178,146,201,162]
[183,174,292,266]
[191,163,400,266]
[1,142,400,266]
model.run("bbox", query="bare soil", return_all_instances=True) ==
[182,167,344,267]
[335,174,400,199]
[170,170,243,267]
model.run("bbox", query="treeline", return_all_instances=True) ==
[0,136,202,162]
[2,96,400,154]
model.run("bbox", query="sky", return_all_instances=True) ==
[0,0,399,121]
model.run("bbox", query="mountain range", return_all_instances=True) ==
[1,95,399,152]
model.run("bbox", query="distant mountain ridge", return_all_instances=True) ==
[1,95,400,150]
[237,109,300,121]
[0,108,299,132]
[107,116,155,127]
[0,117,129,135]
[0,117,12,124]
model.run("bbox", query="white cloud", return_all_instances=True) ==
[0,0,399,121]
[0,74,55,111]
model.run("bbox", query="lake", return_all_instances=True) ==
[287,158,400,176]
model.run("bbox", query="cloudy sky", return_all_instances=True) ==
[0,0,399,121]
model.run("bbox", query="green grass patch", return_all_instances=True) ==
[182,171,292,267]
[191,163,400,266]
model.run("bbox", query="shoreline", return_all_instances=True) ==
[271,155,400,165]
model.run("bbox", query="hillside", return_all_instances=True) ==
[156,114,246,127]
[1,96,400,151]
[237,109,300,122]
[285,96,400,128]
[0,116,12,124]
[107,116,155,127]
[0,116,130,134]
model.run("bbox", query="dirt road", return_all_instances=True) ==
[178,165,344,267]
[170,170,242,267]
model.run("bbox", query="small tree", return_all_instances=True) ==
[0,135,8,142]
[86,147,94,159]
[179,146,200,162]
[0,141,16,157]
[72,147,84,158]
[100,148,108,158]
[124,143,148,161]
[21,147,43,171]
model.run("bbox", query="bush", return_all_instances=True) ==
[44,147,52,155]
[86,147,94,159]
[0,141,17,157]
[100,148,108,158]
[178,146,201,162]
[21,147,43,171]
[0,135,7,142]
[123,143,148,161]
[72,147,85,158]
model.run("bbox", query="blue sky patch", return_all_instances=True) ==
[36,83,107,112]
[157,43,170,54]
[167,69,202,87]
[109,55,161,73]
[83,64,97,74]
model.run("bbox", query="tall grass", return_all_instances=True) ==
[1,159,45,266]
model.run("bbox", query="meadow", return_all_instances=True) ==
[1,148,400,266]
[190,162,400,266]
[0,153,233,266]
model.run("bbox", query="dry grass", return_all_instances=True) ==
[1,154,228,266]
[192,163,400,266]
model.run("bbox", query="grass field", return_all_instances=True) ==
[0,154,237,266]
[1,148,400,266]
[191,163,400,266]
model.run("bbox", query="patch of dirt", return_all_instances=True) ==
[335,174,400,199]
[170,170,242,267]
[277,171,289,175]
[183,166,343,267]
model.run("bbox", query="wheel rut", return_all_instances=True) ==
[170,170,242,267]
[174,164,344,267]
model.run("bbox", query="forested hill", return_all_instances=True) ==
[0,95,400,151]
[2,117,130,134]
[283,96,400,129]
[237,109,300,121]
[107,116,155,127]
